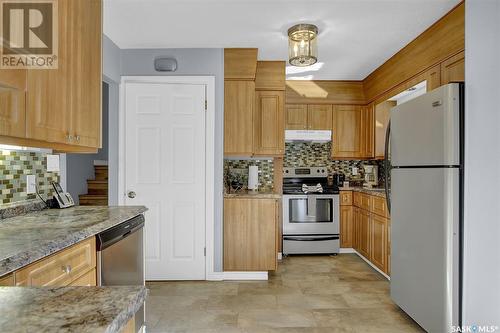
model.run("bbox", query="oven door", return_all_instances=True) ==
[283,194,339,235]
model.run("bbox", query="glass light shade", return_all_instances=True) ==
[288,24,318,67]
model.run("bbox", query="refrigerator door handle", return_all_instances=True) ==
[384,120,392,213]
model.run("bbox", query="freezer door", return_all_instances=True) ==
[390,168,459,333]
[391,84,461,167]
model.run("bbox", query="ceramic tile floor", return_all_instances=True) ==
[145,254,425,333]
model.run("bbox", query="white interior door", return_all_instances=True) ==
[124,81,206,280]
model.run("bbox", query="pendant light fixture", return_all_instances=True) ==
[288,24,318,67]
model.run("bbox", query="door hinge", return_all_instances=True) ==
[204,100,207,111]
[204,247,206,256]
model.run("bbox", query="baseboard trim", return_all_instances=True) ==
[339,248,356,253]
[206,272,224,281]
[353,250,390,280]
[222,271,268,281]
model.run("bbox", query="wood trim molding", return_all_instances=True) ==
[286,80,365,105]
[363,1,465,103]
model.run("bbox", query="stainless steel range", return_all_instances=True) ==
[282,167,340,255]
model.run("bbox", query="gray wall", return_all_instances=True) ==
[119,48,225,272]
[66,83,109,204]
[103,35,122,206]
[463,0,500,326]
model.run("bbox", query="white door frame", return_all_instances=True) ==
[118,76,216,280]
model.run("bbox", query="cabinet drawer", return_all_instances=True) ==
[0,274,14,286]
[354,192,371,211]
[371,195,389,217]
[339,191,352,206]
[15,238,96,287]
[69,268,96,286]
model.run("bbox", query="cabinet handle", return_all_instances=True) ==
[66,134,73,142]
[75,135,80,142]
[61,265,72,274]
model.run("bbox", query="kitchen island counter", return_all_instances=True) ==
[0,206,147,277]
[0,285,147,333]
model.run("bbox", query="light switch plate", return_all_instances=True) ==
[352,167,358,176]
[46,154,60,172]
[26,175,36,194]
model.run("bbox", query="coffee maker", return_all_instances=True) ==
[363,165,379,188]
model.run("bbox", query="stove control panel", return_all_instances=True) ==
[283,167,328,178]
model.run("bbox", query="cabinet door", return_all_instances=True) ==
[69,0,102,148]
[375,101,397,159]
[253,90,284,156]
[361,104,374,158]
[26,0,102,147]
[340,206,353,248]
[353,207,360,251]
[285,104,307,130]
[358,210,371,258]
[0,69,26,138]
[224,81,255,155]
[441,51,465,84]
[370,214,388,273]
[332,105,363,158]
[307,104,332,130]
[224,198,277,271]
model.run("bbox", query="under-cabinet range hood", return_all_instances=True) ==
[285,130,332,142]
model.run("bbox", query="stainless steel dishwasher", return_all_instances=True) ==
[96,214,145,332]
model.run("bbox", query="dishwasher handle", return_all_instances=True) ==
[96,214,145,251]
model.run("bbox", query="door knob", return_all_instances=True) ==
[127,191,136,199]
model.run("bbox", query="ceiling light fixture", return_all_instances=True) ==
[288,24,318,67]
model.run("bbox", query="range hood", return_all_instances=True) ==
[285,130,332,142]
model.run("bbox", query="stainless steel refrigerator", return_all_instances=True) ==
[385,83,463,333]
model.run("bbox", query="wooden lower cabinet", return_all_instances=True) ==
[340,206,353,248]
[358,209,371,259]
[69,268,97,286]
[15,237,97,287]
[370,214,389,273]
[342,191,391,276]
[224,198,278,271]
[0,274,14,286]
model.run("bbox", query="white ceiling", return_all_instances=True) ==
[104,0,461,80]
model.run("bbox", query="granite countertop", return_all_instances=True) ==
[339,186,387,198]
[224,190,282,199]
[0,206,147,277]
[0,286,147,333]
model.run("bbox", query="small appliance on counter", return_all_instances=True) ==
[363,165,379,188]
[247,165,259,191]
[332,172,345,187]
[282,166,340,255]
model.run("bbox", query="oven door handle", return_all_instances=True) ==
[283,235,339,242]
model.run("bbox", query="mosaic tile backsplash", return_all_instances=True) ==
[0,150,59,206]
[285,142,385,185]
[224,159,274,192]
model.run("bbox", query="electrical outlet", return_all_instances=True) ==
[26,175,36,194]
[352,167,358,176]
[46,154,60,172]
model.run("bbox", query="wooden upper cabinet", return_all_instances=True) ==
[26,0,102,148]
[308,104,332,130]
[285,104,307,130]
[224,48,258,80]
[441,51,465,84]
[331,105,363,158]
[0,69,26,138]
[254,90,284,156]
[224,81,255,156]
[255,61,285,91]
[361,104,374,158]
[375,101,396,159]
